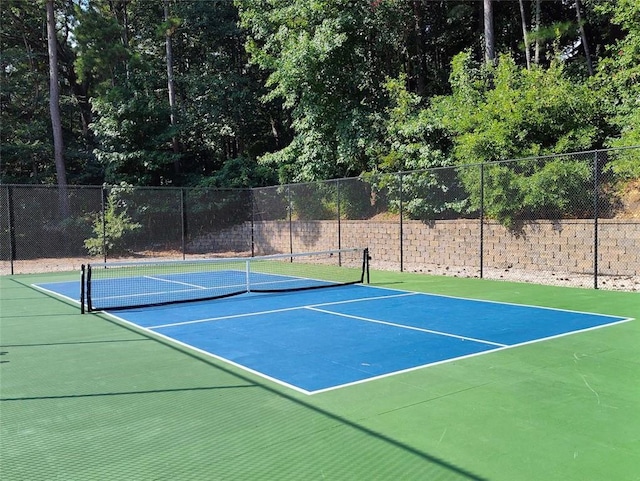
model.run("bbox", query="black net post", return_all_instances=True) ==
[86,264,93,312]
[363,248,370,284]
[80,264,86,314]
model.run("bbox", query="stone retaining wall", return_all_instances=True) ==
[189,219,640,276]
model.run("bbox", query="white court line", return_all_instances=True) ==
[151,305,308,329]
[31,283,81,306]
[148,291,419,329]
[102,310,314,395]
[306,306,508,347]
[311,316,635,395]
[87,283,635,396]
[363,283,632,320]
[92,282,246,302]
[144,275,210,289]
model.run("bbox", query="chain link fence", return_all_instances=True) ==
[1,147,639,290]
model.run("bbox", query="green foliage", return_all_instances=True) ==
[434,52,607,162]
[185,187,252,235]
[595,0,640,179]
[476,164,523,227]
[426,52,608,225]
[457,158,594,226]
[605,149,640,180]
[524,159,593,217]
[237,0,412,182]
[91,82,181,185]
[1,0,638,194]
[400,171,469,220]
[289,182,338,221]
[0,3,56,184]
[72,3,130,89]
[200,156,277,189]
[172,0,284,181]
[370,76,468,220]
[381,75,451,172]
[84,186,141,256]
[337,179,379,220]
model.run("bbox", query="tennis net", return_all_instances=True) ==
[82,248,369,312]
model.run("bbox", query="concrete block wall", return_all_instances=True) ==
[191,219,640,276]
[186,223,252,253]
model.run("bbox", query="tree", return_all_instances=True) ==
[372,76,466,220]
[1,0,104,185]
[518,0,531,69]
[595,0,640,178]
[432,52,606,163]
[85,0,280,186]
[163,0,180,166]
[1,0,636,190]
[237,0,419,182]
[574,0,593,75]
[404,1,479,97]
[46,0,65,185]
[484,0,495,63]
[1,1,52,183]
[173,0,283,180]
[426,52,608,224]
[46,0,69,215]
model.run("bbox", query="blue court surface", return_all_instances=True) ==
[36,279,631,395]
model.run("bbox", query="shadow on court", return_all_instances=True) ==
[0,384,257,402]
[113,312,490,481]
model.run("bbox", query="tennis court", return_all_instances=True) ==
[2,261,639,480]
[35,263,630,395]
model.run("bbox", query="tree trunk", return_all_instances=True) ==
[164,0,180,172]
[519,0,531,69]
[483,0,495,64]
[46,0,70,216]
[412,0,426,95]
[534,0,541,65]
[574,0,594,75]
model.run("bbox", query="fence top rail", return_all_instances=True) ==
[0,184,250,192]
[384,145,640,178]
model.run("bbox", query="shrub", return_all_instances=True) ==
[84,191,141,257]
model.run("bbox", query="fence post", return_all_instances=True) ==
[399,172,404,273]
[101,186,107,263]
[250,188,255,257]
[181,188,187,260]
[7,185,16,275]
[288,185,293,259]
[336,179,342,266]
[480,163,485,279]
[593,151,599,289]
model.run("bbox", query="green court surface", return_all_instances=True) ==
[1,270,638,480]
